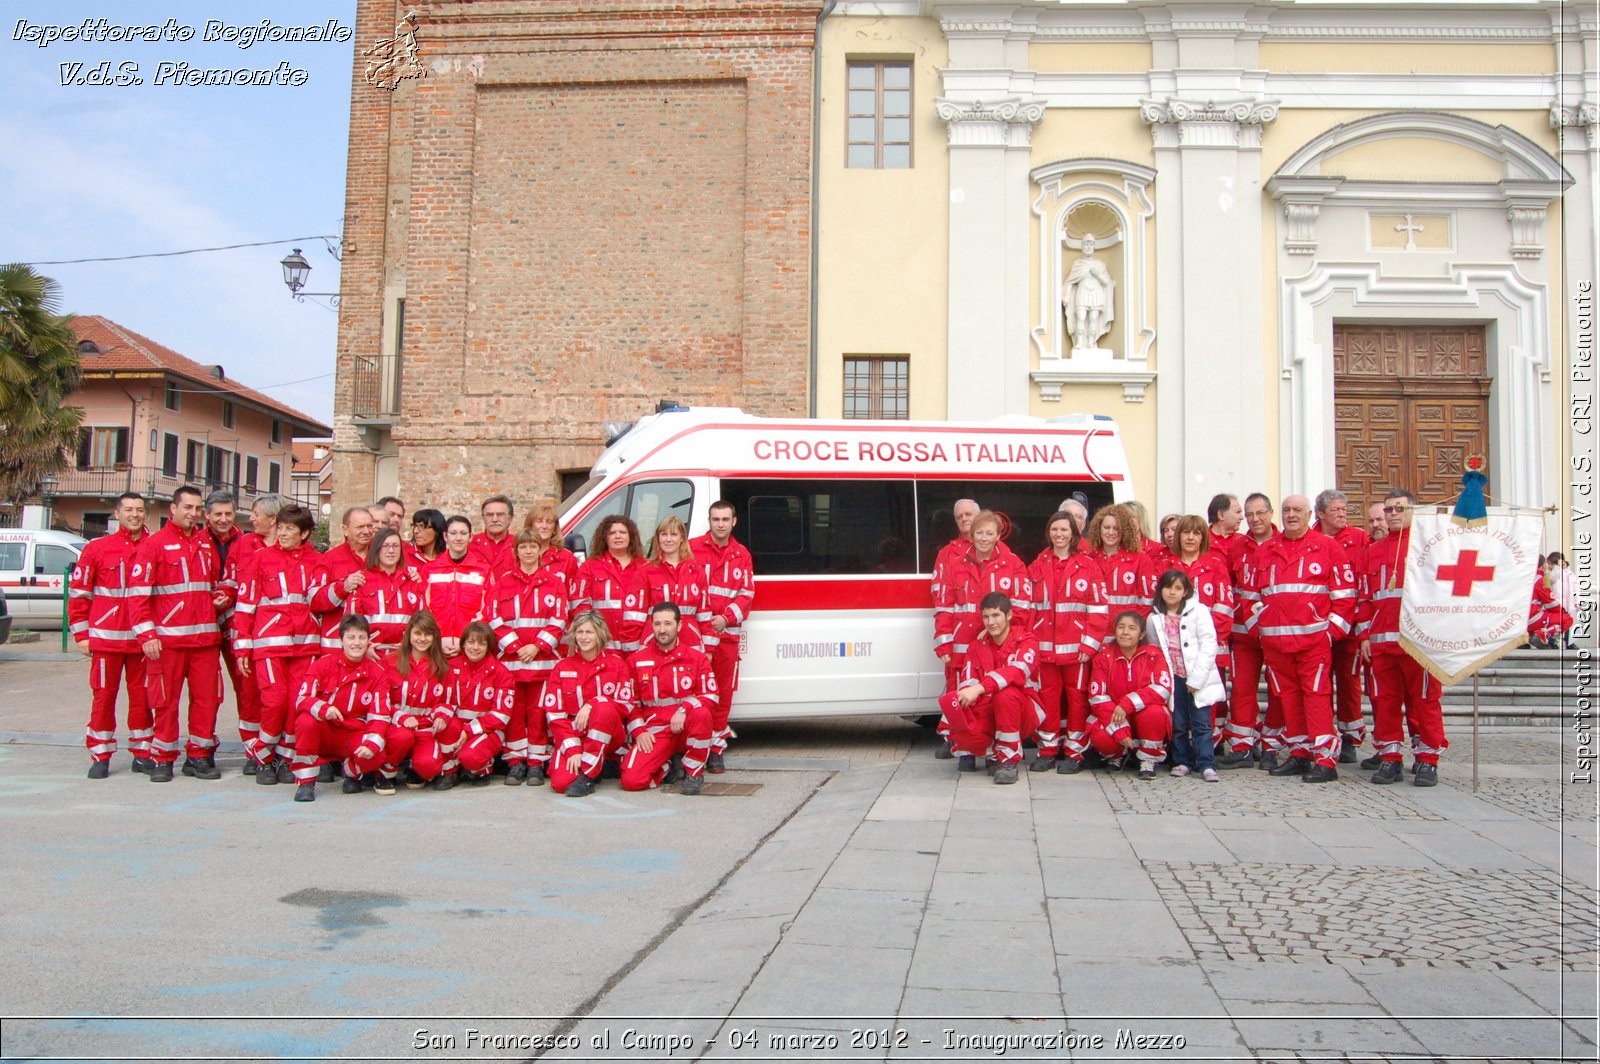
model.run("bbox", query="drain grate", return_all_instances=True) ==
[697,782,762,797]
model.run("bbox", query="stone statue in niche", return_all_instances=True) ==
[1062,234,1115,354]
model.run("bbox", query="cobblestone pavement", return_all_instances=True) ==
[1452,777,1600,822]
[1148,861,1598,970]
[1098,767,1446,819]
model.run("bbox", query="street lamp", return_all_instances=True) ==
[38,473,58,530]
[279,248,340,308]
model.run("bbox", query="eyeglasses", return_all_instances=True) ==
[1382,505,1409,513]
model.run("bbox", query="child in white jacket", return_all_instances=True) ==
[1150,569,1227,781]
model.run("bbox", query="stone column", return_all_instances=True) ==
[1142,96,1278,513]
[936,96,1045,420]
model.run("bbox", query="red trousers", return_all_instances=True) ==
[290,712,384,785]
[1224,635,1285,754]
[375,725,419,780]
[412,719,466,780]
[1086,700,1170,765]
[221,645,262,749]
[1264,641,1338,767]
[1038,659,1091,761]
[1331,637,1367,746]
[548,703,627,794]
[145,645,222,763]
[940,686,1045,765]
[621,704,714,789]
[252,655,313,764]
[1370,654,1448,765]
[708,642,740,752]
[86,651,151,762]
[505,680,549,767]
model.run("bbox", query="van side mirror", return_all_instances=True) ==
[563,532,586,556]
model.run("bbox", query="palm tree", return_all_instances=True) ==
[0,264,84,505]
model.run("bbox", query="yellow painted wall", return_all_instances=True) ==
[1032,107,1155,169]
[1030,42,1152,72]
[1258,43,1558,74]
[1030,383,1161,503]
[815,16,949,420]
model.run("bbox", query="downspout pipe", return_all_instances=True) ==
[808,0,838,419]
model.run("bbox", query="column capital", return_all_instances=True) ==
[1140,96,1280,149]
[934,96,1047,148]
[1550,100,1598,131]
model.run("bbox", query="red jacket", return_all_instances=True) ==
[1093,548,1155,620]
[1227,530,1276,646]
[1089,644,1173,716]
[489,564,569,681]
[349,565,426,651]
[627,638,719,741]
[643,556,710,647]
[1354,527,1409,657]
[934,545,1033,664]
[451,654,515,739]
[1314,522,1371,643]
[233,542,331,657]
[469,531,515,571]
[389,657,457,731]
[572,552,653,653]
[423,551,491,640]
[956,625,1043,708]
[127,521,221,648]
[295,652,393,756]
[1163,551,1235,662]
[69,527,147,653]
[1242,529,1356,651]
[315,542,371,653]
[690,534,755,648]
[1209,530,1244,582]
[540,650,634,759]
[1028,549,1108,663]
[217,531,269,633]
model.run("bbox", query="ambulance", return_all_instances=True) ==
[556,407,1135,721]
[0,528,86,630]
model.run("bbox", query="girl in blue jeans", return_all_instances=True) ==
[1149,569,1226,781]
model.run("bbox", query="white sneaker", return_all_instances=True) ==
[1202,768,1220,782]
[1170,764,1190,777]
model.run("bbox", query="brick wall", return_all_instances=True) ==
[333,0,824,530]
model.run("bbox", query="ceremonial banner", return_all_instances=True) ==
[1399,508,1542,684]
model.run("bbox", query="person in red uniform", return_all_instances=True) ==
[1158,514,1181,558]
[940,592,1048,785]
[1125,501,1167,562]
[1164,516,1234,681]
[1207,494,1244,576]
[469,494,516,571]
[377,496,406,533]
[622,603,718,795]
[315,506,378,656]
[1087,611,1173,780]
[1217,493,1282,767]
[1028,511,1108,774]
[690,501,754,772]
[430,621,514,785]
[491,528,570,785]
[349,527,425,660]
[1355,490,1447,786]
[407,509,446,570]
[931,498,981,608]
[543,610,635,798]
[644,516,710,649]
[935,511,1033,694]
[1366,502,1388,542]
[127,485,224,783]
[425,515,491,657]
[1313,489,1372,763]
[1242,494,1357,783]
[574,515,653,657]
[218,494,284,770]
[380,610,450,793]
[1084,503,1155,623]
[519,502,579,588]
[71,492,154,777]
[287,615,392,802]
[235,504,330,784]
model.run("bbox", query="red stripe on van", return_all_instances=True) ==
[755,577,932,611]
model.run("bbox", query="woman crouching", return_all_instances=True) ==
[1087,610,1174,780]
[288,615,393,802]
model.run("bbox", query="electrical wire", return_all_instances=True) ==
[21,236,341,266]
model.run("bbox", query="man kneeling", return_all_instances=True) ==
[289,615,392,802]
[938,592,1047,785]
[622,603,718,795]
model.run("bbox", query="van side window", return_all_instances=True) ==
[567,479,693,556]
[722,479,916,576]
[36,545,76,576]
[917,482,1115,573]
[0,544,23,571]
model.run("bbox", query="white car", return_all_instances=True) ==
[0,529,86,630]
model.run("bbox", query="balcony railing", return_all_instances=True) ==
[52,466,273,501]
[351,353,402,419]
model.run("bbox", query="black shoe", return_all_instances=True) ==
[373,775,396,796]
[294,782,316,802]
[993,763,1019,785]
[1057,757,1084,774]
[1410,760,1421,775]
[985,759,998,777]
[1413,763,1438,787]
[131,757,156,775]
[662,757,685,785]
[680,774,702,795]
[466,772,493,786]
[1359,752,1385,771]
[317,762,337,783]
[256,759,279,785]
[1258,752,1280,773]
[601,759,622,780]
[149,762,174,783]
[505,763,527,786]
[934,742,954,760]
[87,760,109,780]
[1216,750,1255,770]
[1268,756,1308,777]
[1371,761,1404,785]
[1338,745,1359,764]
[1302,763,1338,784]
[182,756,221,780]
[402,768,427,789]
[566,775,596,797]
[526,764,547,787]
[1029,756,1056,773]
[242,757,259,776]
[956,754,978,773]
[1137,762,1156,781]
[275,759,294,785]
[433,772,456,791]
[706,752,726,774]
[342,775,363,794]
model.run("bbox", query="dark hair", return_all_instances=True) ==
[115,491,144,508]
[1111,610,1147,638]
[377,495,404,510]
[339,614,371,635]
[461,620,496,651]
[411,508,446,551]
[1152,569,1195,614]
[979,591,1012,615]
[341,505,373,528]
[367,526,402,568]
[480,494,514,517]
[173,485,203,505]
[595,514,645,560]
[1244,492,1273,512]
[708,500,736,517]
[445,514,473,534]
[1173,514,1211,557]
[1548,551,1567,566]
[1384,488,1418,505]
[650,601,681,622]
[397,609,447,678]
[1206,493,1237,524]
[1044,510,1084,555]
[277,504,316,535]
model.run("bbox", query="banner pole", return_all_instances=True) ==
[1471,674,1480,793]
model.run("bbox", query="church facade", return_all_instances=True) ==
[332,0,1595,545]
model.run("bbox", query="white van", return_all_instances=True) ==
[556,407,1135,721]
[0,529,87,629]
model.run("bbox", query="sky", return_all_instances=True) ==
[2,1,358,426]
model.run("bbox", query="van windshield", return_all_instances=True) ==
[556,475,605,521]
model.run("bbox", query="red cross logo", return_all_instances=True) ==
[1436,550,1496,597]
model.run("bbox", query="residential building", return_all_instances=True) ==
[291,440,335,518]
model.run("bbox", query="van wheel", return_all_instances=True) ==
[905,714,942,730]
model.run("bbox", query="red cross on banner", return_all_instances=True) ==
[1435,550,1496,597]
